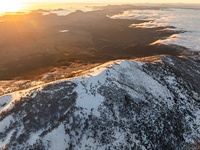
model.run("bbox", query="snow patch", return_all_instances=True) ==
[0,115,14,133]
[0,94,12,112]
[0,130,15,149]
[42,124,68,150]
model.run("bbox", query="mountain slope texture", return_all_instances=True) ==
[0,56,200,150]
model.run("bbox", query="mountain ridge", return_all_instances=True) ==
[0,55,200,149]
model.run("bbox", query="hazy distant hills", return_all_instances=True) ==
[0,5,185,80]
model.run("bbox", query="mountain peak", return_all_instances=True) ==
[0,56,200,149]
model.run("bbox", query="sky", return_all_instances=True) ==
[14,0,200,4]
[0,0,199,14]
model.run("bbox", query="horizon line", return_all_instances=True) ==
[21,2,200,4]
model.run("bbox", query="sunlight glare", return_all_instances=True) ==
[0,0,24,14]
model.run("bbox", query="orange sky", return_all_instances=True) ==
[0,0,199,14]
[13,0,200,4]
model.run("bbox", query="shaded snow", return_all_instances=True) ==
[42,124,68,150]
[0,115,14,133]
[0,94,12,112]
[0,130,15,148]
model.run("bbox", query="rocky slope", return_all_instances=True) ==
[0,55,200,150]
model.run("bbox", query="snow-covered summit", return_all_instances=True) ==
[0,56,200,150]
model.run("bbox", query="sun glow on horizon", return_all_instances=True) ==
[0,0,200,15]
[0,0,27,14]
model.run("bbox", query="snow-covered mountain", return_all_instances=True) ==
[0,55,200,150]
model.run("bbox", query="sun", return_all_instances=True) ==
[0,0,24,14]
